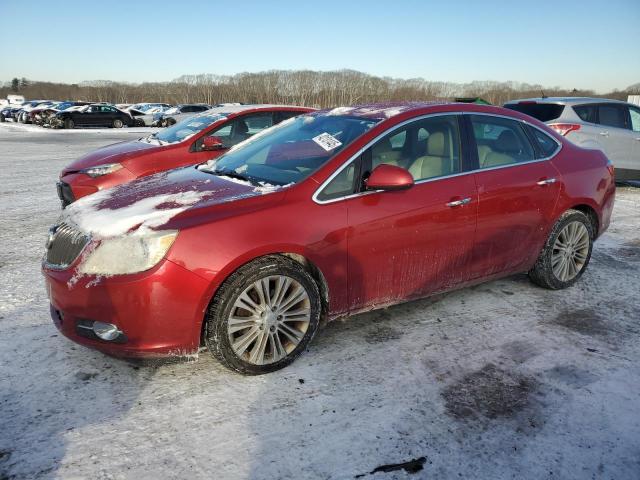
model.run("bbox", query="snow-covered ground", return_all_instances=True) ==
[1,122,639,480]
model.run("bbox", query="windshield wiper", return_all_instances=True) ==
[209,168,257,185]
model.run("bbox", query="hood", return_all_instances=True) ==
[61,140,162,174]
[61,166,288,238]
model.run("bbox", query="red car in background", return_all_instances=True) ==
[56,105,314,206]
[43,102,615,374]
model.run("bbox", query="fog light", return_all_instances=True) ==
[92,321,122,341]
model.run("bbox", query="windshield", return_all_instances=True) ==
[199,114,379,186]
[151,114,226,144]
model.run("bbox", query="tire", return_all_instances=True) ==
[0,114,4,122]
[205,255,321,375]
[64,118,75,129]
[112,118,123,128]
[529,209,594,290]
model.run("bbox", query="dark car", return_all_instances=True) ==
[0,105,19,122]
[51,104,135,129]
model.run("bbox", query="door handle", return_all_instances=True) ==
[446,197,471,207]
[536,178,557,186]
[599,131,609,137]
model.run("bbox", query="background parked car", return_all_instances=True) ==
[56,104,314,205]
[33,101,91,126]
[504,97,640,180]
[16,100,55,123]
[129,104,173,126]
[51,104,135,129]
[154,104,211,127]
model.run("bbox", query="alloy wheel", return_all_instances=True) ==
[227,275,311,365]
[551,221,590,282]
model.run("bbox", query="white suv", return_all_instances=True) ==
[504,97,640,180]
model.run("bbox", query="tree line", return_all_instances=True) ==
[2,70,638,107]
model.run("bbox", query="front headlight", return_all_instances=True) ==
[78,230,178,275]
[80,163,123,178]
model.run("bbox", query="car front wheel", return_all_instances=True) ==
[529,209,594,290]
[112,118,123,128]
[205,255,321,374]
[64,119,75,129]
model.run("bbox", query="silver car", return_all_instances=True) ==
[504,97,640,180]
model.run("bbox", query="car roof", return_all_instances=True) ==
[204,104,313,115]
[504,97,630,106]
[316,101,528,120]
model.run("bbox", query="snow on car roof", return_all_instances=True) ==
[504,97,631,106]
[323,101,453,119]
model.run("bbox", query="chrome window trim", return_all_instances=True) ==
[312,111,563,205]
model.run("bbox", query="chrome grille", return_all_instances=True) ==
[45,222,90,268]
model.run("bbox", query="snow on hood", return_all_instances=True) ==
[59,168,288,240]
[61,188,213,239]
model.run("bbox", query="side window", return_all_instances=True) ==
[208,122,234,147]
[406,116,461,181]
[598,104,627,129]
[528,126,559,158]
[573,104,597,123]
[274,111,301,124]
[471,115,536,168]
[243,113,274,135]
[628,106,640,132]
[316,160,358,202]
[369,115,461,181]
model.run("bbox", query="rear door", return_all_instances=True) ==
[468,114,561,279]
[629,105,640,175]
[595,103,634,168]
[317,114,477,311]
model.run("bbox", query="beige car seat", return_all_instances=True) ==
[409,131,452,180]
[482,130,518,167]
[372,138,401,168]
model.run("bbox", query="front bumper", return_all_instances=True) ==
[43,259,212,358]
[59,167,137,204]
[56,181,75,207]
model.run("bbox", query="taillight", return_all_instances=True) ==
[607,159,615,178]
[548,123,581,136]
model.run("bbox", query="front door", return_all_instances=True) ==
[338,114,477,311]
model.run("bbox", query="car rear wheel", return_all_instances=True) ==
[205,255,321,375]
[112,118,123,128]
[64,119,75,129]
[529,209,594,289]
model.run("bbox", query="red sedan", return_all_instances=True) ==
[56,104,314,206]
[43,102,615,374]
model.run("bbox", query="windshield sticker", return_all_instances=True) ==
[312,133,342,152]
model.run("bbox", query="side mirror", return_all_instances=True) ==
[202,136,225,151]
[366,164,414,191]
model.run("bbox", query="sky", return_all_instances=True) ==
[0,0,638,93]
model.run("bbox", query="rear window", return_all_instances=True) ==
[573,104,597,123]
[527,126,559,158]
[504,103,565,122]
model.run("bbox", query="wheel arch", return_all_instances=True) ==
[568,203,600,237]
[198,251,331,346]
